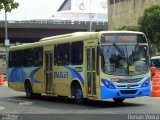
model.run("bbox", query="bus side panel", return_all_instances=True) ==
[8,82,25,92]
[8,68,25,92]
[64,65,86,97]
[31,67,45,94]
[53,66,71,96]
[53,65,85,97]
[8,67,44,93]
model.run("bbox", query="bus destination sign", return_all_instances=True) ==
[100,33,146,43]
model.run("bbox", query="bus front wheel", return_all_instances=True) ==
[74,85,84,104]
[113,98,125,103]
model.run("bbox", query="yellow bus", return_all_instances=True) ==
[8,31,151,104]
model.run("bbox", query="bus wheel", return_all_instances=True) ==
[113,98,125,103]
[74,85,84,104]
[25,82,33,99]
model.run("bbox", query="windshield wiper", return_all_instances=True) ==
[113,43,125,58]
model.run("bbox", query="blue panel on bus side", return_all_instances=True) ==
[9,68,26,82]
[9,67,41,83]
[65,66,85,85]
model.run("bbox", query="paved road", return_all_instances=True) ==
[0,85,160,120]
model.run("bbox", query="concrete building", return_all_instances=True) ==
[108,0,160,30]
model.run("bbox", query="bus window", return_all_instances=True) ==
[57,43,70,65]
[71,42,83,65]
[14,50,23,67]
[34,47,43,67]
[54,45,57,65]
[23,49,34,67]
[9,51,15,67]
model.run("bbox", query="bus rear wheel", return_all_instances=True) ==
[74,85,84,104]
[25,81,41,99]
[113,98,125,103]
[25,81,33,99]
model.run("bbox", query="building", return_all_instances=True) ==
[108,0,160,30]
[51,0,108,27]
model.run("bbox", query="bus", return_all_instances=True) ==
[7,31,151,104]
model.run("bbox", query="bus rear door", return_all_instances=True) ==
[44,46,54,94]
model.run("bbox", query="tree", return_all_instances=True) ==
[116,25,139,31]
[0,0,19,12]
[138,4,160,44]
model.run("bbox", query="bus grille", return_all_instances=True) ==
[117,78,143,83]
[120,90,137,94]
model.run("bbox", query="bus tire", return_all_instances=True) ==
[113,98,125,103]
[25,81,41,99]
[74,84,84,104]
[25,81,34,99]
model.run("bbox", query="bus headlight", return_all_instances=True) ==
[141,78,150,87]
[101,79,116,89]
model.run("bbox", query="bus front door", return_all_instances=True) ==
[45,51,53,94]
[86,47,97,97]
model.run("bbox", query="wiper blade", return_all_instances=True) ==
[113,43,125,57]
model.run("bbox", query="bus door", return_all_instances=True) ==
[86,46,97,97]
[45,51,53,94]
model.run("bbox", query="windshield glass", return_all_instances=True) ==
[101,45,149,76]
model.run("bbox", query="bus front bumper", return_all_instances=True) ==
[100,85,151,99]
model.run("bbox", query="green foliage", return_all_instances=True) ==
[0,0,19,12]
[0,43,3,47]
[116,25,139,31]
[138,4,160,44]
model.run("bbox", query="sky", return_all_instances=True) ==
[0,0,107,20]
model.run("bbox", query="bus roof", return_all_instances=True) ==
[99,31,144,34]
[40,32,96,41]
[9,31,97,51]
[9,31,145,51]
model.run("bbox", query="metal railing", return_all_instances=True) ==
[0,20,107,26]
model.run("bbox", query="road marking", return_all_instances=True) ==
[0,106,5,111]
[8,99,33,105]
[19,101,33,105]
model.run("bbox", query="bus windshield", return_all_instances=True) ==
[101,45,149,76]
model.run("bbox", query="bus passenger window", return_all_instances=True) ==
[63,43,70,65]
[54,45,57,65]
[71,42,83,65]
[14,50,23,67]
[57,43,70,65]
[23,49,33,67]
[34,47,43,67]
[9,51,15,67]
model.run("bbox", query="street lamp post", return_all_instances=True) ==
[4,6,10,47]
[4,1,10,81]
[89,0,93,32]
